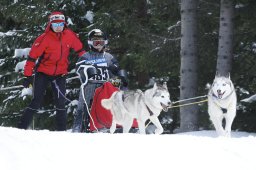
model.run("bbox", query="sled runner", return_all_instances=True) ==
[76,63,138,133]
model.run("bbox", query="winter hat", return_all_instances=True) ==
[48,11,65,23]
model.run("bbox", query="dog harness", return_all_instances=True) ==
[220,108,227,114]
[146,105,154,116]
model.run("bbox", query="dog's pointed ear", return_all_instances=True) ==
[215,71,220,78]
[153,83,158,90]
[163,82,168,90]
[226,72,231,79]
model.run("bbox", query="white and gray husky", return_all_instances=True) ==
[208,74,237,137]
[101,83,171,134]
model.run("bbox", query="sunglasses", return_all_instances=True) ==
[51,22,65,27]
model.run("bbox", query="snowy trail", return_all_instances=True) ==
[0,127,255,170]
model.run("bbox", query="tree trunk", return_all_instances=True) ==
[136,0,148,19]
[216,0,235,76]
[178,0,199,132]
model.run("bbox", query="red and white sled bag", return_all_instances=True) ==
[89,82,138,131]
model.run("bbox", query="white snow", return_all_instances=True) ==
[235,4,245,9]
[145,77,156,87]
[0,31,16,37]
[67,17,74,25]
[241,94,256,103]
[0,59,5,66]
[13,48,31,58]
[0,127,255,170]
[85,11,94,23]
[21,87,32,97]
[167,21,181,32]
[14,60,26,72]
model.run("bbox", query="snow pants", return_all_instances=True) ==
[18,72,67,131]
[72,83,102,132]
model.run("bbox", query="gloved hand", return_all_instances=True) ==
[109,77,122,87]
[23,76,33,88]
[108,58,120,74]
[121,78,128,87]
[118,69,128,87]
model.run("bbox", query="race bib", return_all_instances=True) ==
[91,66,109,81]
[83,57,110,82]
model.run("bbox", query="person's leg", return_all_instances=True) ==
[83,84,98,132]
[72,91,85,132]
[83,98,92,133]
[18,73,48,129]
[17,107,36,129]
[51,76,67,131]
[72,84,96,133]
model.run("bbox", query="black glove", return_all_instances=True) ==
[23,76,33,88]
[121,78,128,87]
[118,69,128,87]
[108,58,120,74]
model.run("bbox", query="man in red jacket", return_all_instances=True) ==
[18,11,86,131]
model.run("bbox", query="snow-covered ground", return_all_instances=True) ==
[0,126,255,170]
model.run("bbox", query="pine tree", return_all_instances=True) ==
[1,0,256,132]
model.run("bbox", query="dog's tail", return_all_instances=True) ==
[101,91,118,110]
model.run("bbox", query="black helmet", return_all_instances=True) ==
[87,29,108,50]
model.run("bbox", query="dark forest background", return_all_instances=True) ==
[0,0,256,133]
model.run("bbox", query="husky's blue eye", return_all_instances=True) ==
[161,96,164,98]
[223,84,226,86]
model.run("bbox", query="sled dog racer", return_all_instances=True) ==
[72,29,124,132]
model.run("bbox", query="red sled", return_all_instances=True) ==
[89,82,138,132]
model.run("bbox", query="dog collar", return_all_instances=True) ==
[212,93,218,99]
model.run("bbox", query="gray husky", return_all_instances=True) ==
[208,74,237,137]
[101,83,171,134]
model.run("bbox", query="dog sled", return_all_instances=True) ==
[76,63,138,133]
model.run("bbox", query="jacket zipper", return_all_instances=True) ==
[54,33,63,75]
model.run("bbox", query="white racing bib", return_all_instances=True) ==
[89,60,109,81]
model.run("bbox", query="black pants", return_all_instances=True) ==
[18,72,67,131]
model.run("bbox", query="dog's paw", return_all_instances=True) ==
[154,128,163,135]
[110,126,116,134]
[224,131,231,138]
[216,131,231,138]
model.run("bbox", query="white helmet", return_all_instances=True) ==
[87,29,108,50]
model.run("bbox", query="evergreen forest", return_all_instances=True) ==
[0,0,256,133]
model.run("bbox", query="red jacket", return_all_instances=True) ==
[24,27,85,76]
